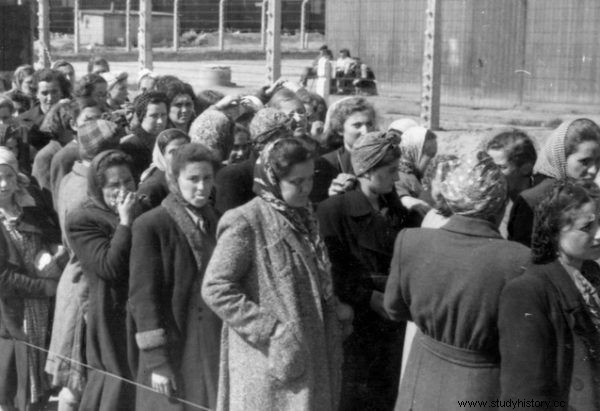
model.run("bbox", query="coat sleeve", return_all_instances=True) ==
[67,211,132,284]
[0,228,57,298]
[128,216,170,372]
[202,210,278,347]
[499,274,560,408]
[383,231,411,321]
[317,198,372,312]
[507,195,534,247]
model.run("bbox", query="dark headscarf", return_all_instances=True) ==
[350,131,399,176]
[87,149,131,212]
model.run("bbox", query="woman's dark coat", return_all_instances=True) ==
[67,201,134,410]
[507,175,554,247]
[499,260,600,411]
[317,189,408,411]
[137,169,169,210]
[128,202,221,411]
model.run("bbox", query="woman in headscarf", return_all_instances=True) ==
[384,151,531,411]
[188,109,235,163]
[138,129,191,210]
[0,147,67,411]
[395,126,438,221]
[0,122,30,176]
[66,150,138,410]
[508,118,600,247]
[129,143,222,411]
[499,181,600,410]
[317,131,408,411]
[202,138,352,411]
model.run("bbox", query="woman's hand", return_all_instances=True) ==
[335,299,354,338]
[328,173,357,196]
[213,95,240,111]
[151,372,177,397]
[401,196,432,216]
[369,291,389,320]
[117,191,137,226]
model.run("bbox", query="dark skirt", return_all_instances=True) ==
[397,330,500,411]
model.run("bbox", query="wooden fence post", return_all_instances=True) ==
[138,0,153,70]
[300,0,309,49]
[266,0,281,83]
[37,0,51,68]
[420,0,442,130]
[125,0,131,51]
[218,0,227,51]
[73,0,79,54]
[173,0,179,51]
[260,0,268,51]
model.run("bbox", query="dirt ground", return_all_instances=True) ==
[70,57,600,157]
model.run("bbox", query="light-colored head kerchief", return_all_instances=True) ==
[438,151,507,219]
[533,119,574,179]
[140,128,189,182]
[351,131,399,176]
[0,147,35,207]
[400,126,428,168]
[388,118,419,134]
[137,68,159,84]
[100,71,128,90]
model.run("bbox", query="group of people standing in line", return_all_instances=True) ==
[0,54,599,411]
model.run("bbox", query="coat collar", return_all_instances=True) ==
[441,215,502,239]
[343,189,373,217]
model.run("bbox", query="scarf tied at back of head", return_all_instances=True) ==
[437,150,507,220]
[398,126,430,179]
[252,139,333,300]
[140,128,189,182]
[0,146,36,207]
[351,130,399,176]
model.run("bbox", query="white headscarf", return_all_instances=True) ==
[0,147,36,207]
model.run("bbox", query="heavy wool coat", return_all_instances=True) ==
[66,202,134,411]
[202,197,344,411]
[128,200,221,411]
[499,260,600,410]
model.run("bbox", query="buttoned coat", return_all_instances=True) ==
[202,197,344,411]
[499,260,600,411]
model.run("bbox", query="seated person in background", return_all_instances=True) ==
[485,129,537,238]
[352,57,378,96]
[87,56,110,75]
[396,126,438,224]
[335,49,356,94]
[299,44,331,87]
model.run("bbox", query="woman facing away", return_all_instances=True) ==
[129,143,222,411]
[202,138,352,411]
[508,118,600,247]
[499,181,600,410]
[0,147,67,411]
[384,151,531,411]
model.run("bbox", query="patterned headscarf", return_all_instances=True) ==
[398,126,430,179]
[188,109,234,161]
[249,107,291,146]
[77,119,119,161]
[438,151,507,220]
[140,128,189,182]
[351,131,399,176]
[253,139,333,300]
[0,147,35,207]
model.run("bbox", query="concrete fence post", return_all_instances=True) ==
[420,0,442,130]
[266,0,281,83]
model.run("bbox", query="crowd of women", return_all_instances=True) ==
[0,55,599,411]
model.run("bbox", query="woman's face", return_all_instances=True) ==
[101,165,136,212]
[169,94,194,128]
[418,138,438,175]
[163,138,188,168]
[279,159,314,208]
[0,164,18,202]
[0,107,12,124]
[343,110,374,151]
[559,201,600,262]
[109,80,128,105]
[21,75,36,97]
[139,77,156,94]
[91,82,108,108]
[566,141,600,182]
[364,162,399,195]
[4,138,19,159]
[141,102,168,136]
[37,80,63,114]
[177,161,214,208]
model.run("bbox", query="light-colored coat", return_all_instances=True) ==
[202,197,343,411]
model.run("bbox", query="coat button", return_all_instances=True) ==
[572,377,584,391]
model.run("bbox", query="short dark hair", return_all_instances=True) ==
[154,75,182,93]
[340,49,351,57]
[163,81,197,108]
[87,56,110,73]
[52,59,74,72]
[133,91,169,121]
[156,128,191,154]
[8,90,31,112]
[74,73,107,98]
[299,92,327,122]
[326,97,375,146]
[170,143,219,179]
[532,180,599,264]
[34,68,71,98]
[487,129,537,168]
[564,118,600,157]
[94,150,133,189]
[268,138,313,180]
